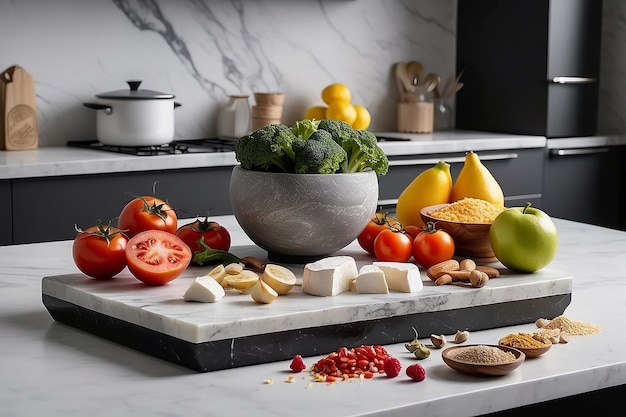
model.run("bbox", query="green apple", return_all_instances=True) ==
[489,203,558,273]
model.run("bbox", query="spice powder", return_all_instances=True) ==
[430,198,505,223]
[499,332,550,349]
[450,345,516,365]
[541,315,601,336]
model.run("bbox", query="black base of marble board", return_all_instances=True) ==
[42,293,571,373]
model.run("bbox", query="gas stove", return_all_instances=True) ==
[67,138,236,156]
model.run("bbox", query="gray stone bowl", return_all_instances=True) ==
[229,165,378,263]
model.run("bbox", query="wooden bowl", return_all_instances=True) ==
[442,344,525,377]
[498,339,552,358]
[420,204,495,261]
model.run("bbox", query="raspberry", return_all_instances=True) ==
[289,354,306,373]
[406,363,426,381]
[383,356,402,378]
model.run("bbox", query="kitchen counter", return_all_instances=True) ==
[1,215,625,417]
[0,130,548,180]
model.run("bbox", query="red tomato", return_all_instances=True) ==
[373,229,413,262]
[118,196,177,238]
[125,229,191,285]
[404,224,423,240]
[72,223,128,279]
[412,223,455,268]
[176,217,231,258]
[357,213,401,256]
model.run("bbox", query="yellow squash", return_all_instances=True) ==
[395,161,452,228]
[451,151,504,206]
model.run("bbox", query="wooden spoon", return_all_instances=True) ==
[395,62,412,100]
[421,72,439,94]
[406,61,423,86]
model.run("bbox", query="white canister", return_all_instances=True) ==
[217,95,251,139]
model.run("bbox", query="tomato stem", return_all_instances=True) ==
[423,221,440,234]
[191,214,221,233]
[75,219,126,247]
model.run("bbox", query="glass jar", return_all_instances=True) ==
[434,97,454,131]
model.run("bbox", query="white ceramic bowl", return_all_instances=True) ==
[229,166,378,263]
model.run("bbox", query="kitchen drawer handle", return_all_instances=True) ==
[379,193,543,208]
[550,77,598,84]
[388,153,518,167]
[549,147,609,157]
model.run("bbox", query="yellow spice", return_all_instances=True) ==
[430,198,504,224]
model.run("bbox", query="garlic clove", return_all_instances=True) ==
[454,330,469,344]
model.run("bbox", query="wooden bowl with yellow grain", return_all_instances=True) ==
[420,199,504,262]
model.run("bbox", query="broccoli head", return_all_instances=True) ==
[234,124,297,172]
[317,119,389,176]
[292,130,348,174]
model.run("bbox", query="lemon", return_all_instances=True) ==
[304,105,327,121]
[262,264,297,295]
[352,105,371,129]
[321,83,351,105]
[325,101,357,125]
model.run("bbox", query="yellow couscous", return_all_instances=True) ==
[430,198,505,223]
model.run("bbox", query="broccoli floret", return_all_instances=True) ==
[317,119,389,176]
[291,119,320,140]
[234,124,297,172]
[292,130,348,174]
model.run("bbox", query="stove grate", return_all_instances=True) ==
[67,139,236,155]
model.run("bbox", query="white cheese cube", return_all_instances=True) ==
[373,262,423,293]
[183,275,226,303]
[355,265,389,294]
[302,256,358,296]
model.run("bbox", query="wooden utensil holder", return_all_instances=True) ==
[397,101,434,133]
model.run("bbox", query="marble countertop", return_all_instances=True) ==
[1,215,626,417]
[3,130,625,180]
[0,130,549,180]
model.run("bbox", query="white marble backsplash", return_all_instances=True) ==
[0,0,623,147]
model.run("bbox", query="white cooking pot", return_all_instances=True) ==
[83,80,181,146]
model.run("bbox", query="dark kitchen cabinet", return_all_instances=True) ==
[622,146,626,230]
[11,166,234,244]
[543,143,624,230]
[0,180,11,245]
[455,0,603,138]
[378,148,543,211]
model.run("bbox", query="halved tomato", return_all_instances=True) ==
[125,229,191,285]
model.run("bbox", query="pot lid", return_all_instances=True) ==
[95,80,175,100]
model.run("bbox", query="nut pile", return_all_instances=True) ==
[426,259,500,288]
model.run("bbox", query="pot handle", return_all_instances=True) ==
[83,102,113,114]
[174,102,182,109]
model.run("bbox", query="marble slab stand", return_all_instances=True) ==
[41,270,573,373]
